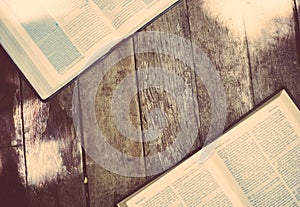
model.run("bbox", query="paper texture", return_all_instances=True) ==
[118,90,300,207]
[0,0,178,99]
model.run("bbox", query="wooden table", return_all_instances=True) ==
[1,0,300,206]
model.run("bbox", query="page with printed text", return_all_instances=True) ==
[0,0,178,99]
[118,90,300,207]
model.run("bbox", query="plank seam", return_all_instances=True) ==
[293,0,300,64]
[240,0,255,105]
[185,0,207,148]
[132,37,148,175]
[19,74,29,195]
[76,80,91,207]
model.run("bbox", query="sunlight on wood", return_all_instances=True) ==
[26,140,66,187]
[202,0,291,39]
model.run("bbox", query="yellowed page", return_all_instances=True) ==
[211,90,300,206]
[90,0,178,35]
[121,152,245,207]
[0,0,119,80]
[0,0,178,99]
[118,90,300,207]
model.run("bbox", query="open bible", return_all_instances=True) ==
[118,89,300,207]
[0,0,178,99]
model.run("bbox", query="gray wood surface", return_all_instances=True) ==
[1,0,300,206]
[133,0,202,178]
[76,39,147,207]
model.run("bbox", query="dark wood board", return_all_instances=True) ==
[294,0,300,65]
[186,0,253,130]
[296,0,300,23]
[242,0,300,106]
[0,146,28,206]
[0,46,27,206]
[0,46,23,147]
[21,79,86,207]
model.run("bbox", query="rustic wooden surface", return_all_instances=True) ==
[0,46,27,206]
[1,0,300,206]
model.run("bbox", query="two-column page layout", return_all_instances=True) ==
[0,0,178,99]
[118,90,300,207]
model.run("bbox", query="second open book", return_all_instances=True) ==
[118,90,300,207]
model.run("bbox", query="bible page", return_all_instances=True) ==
[214,90,300,207]
[0,0,178,98]
[119,143,248,207]
[119,90,300,207]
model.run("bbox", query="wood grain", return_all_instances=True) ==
[0,46,27,206]
[296,0,300,23]
[133,0,202,178]
[187,0,253,130]
[21,79,86,207]
[294,0,300,64]
[0,46,23,147]
[76,39,147,207]
[242,0,300,106]
[1,1,300,206]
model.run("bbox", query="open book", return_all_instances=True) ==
[0,0,178,99]
[118,89,300,207]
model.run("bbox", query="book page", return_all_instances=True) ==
[122,152,245,207]
[92,0,147,30]
[0,0,119,79]
[113,0,178,36]
[214,91,300,206]
[91,0,178,35]
[119,90,300,207]
[0,0,177,98]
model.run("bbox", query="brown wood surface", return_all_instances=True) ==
[0,46,23,147]
[294,0,300,67]
[0,47,27,206]
[297,0,300,23]
[21,80,86,207]
[243,0,300,106]
[1,0,300,206]
[133,0,202,178]
[76,39,147,207]
[187,0,253,131]
[0,47,86,206]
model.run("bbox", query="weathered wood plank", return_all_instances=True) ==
[2,1,299,207]
[133,0,203,178]
[0,46,27,206]
[21,79,86,207]
[296,0,300,23]
[187,0,253,129]
[76,39,147,207]
[0,146,28,206]
[0,46,23,147]
[294,0,300,63]
[242,0,300,106]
